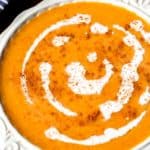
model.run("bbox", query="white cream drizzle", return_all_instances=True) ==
[39,62,77,117]
[19,11,149,131]
[90,22,108,34]
[45,111,146,145]
[20,14,91,104]
[66,59,114,95]
[130,20,150,44]
[20,75,32,104]
[87,52,97,62]
[139,87,150,105]
[52,36,70,47]
[99,25,145,120]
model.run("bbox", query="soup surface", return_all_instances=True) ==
[1,1,150,150]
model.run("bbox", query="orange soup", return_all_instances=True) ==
[1,1,150,150]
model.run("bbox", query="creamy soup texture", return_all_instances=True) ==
[1,1,150,150]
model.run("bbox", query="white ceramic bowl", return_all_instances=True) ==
[0,0,150,149]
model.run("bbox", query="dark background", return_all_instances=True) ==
[0,0,42,33]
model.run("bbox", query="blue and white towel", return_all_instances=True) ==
[0,0,8,11]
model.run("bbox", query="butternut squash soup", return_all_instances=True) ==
[1,1,150,150]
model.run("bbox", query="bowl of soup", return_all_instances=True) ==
[0,0,150,149]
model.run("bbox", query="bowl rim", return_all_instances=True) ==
[0,0,150,149]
